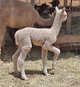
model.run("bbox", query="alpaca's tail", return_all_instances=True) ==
[14,31,20,45]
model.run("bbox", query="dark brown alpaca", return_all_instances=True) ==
[49,0,60,7]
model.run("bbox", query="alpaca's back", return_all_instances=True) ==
[14,27,51,46]
[14,30,21,45]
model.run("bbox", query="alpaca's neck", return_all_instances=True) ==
[51,13,62,36]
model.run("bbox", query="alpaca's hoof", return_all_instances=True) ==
[21,76,29,80]
[45,73,49,76]
[43,71,49,76]
[52,62,56,70]
[52,65,56,70]
[44,73,49,76]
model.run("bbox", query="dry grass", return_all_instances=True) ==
[0,52,80,87]
[60,17,80,35]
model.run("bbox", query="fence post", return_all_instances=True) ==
[64,0,67,7]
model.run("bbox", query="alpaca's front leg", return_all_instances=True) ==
[0,25,6,62]
[52,47,60,69]
[43,44,60,70]
[42,48,49,76]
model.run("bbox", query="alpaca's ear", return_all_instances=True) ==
[62,7,66,13]
[55,6,59,11]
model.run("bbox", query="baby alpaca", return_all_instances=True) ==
[12,7,67,80]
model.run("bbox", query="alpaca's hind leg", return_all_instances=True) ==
[12,46,21,74]
[42,48,49,76]
[18,38,32,80]
[18,45,31,80]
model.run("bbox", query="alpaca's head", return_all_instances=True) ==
[55,6,67,22]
